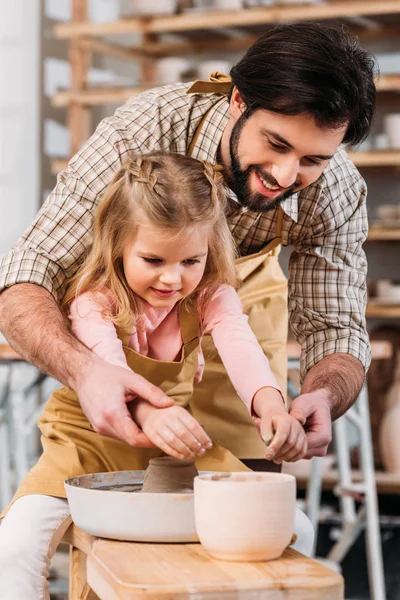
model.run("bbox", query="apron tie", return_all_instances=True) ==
[186,71,232,95]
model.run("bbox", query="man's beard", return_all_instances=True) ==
[229,113,297,213]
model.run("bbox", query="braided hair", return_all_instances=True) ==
[63,152,238,327]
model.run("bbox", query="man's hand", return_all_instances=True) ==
[75,356,174,447]
[289,390,332,459]
[289,353,365,458]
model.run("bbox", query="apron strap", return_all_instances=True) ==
[178,303,200,345]
[186,71,233,95]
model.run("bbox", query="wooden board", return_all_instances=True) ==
[0,344,22,362]
[85,538,343,599]
[366,302,400,319]
[294,468,400,495]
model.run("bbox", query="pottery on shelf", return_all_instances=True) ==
[194,471,296,561]
[379,381,400,474]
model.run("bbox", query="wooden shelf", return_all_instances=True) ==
[377,74,400,92]
[50,76,400,111]
[83,35,259,61]
[366,301,400,318]
[367,227,400,241]
[294,468,400,495]
[51,85,148,108]
[348,150,400,167]
[54,1,400,39]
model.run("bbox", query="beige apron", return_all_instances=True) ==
[187,75,288,458]
[1,305,249,519]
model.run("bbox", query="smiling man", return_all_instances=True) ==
[0,24,376,466]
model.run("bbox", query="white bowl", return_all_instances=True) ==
[65,470,211,542]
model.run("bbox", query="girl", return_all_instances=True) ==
[0,152,307,598]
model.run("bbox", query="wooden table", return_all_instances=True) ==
[64,524,344,600]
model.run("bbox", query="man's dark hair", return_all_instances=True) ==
[230,23,378,146]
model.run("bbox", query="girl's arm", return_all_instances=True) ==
[203,285,284,416]
[69,292,131,372]
[204,286,307,463]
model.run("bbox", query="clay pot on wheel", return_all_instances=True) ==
[141,457,198,493]
[194,472,296,561]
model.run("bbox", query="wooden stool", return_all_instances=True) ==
[63,524,343,599]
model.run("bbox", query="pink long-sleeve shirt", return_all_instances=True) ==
[69,285,281,415]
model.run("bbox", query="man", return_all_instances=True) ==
[0,23,376,465]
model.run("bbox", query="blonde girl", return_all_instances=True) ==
[0,152,307,599]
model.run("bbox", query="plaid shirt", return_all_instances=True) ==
[0,82,370,379]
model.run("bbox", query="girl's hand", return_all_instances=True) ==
[252,387,308,463]
[131,401,213,461]
[256,412,308,463]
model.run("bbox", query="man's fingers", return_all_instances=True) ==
[126,372,174,408]
[288,404,307,426]
[304,444,329,459]
[305,429,332,450]
[99,404,154,447]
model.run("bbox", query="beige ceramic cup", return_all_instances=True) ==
[194,472,296,561]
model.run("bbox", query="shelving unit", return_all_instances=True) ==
[54,1,400,39]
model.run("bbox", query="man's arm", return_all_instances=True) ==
[289,353,364,459]
[0,283,173,446]
[287,154,370,457]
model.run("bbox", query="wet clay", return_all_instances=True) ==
[140,457,199,493]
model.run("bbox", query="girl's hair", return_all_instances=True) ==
[62,152,238,327]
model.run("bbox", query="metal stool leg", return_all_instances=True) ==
[332,417,357,525]
[9,368,30,485]
[327,387,386,600]
[305,456,324,556]
[0,367,12,508]
[358,385,386,600]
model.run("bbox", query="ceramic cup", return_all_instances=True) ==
[213,0,243,10]
[194,472,296,561]
[383,113,400,149]
[131,0,177,16]
[157,57,192,85]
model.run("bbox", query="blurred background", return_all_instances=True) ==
[1,1,400,598]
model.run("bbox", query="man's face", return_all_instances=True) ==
[228,102,347,213]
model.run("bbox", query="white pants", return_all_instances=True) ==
[0,495,314,599]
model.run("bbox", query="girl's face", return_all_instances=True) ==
[123,217,209,308]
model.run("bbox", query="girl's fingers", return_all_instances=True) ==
[162,423,197,458]
[149,430,193,461]
[272,429,301,461]
[274,433,308,463]
[178,412,213,452]
[266,419,290,457]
